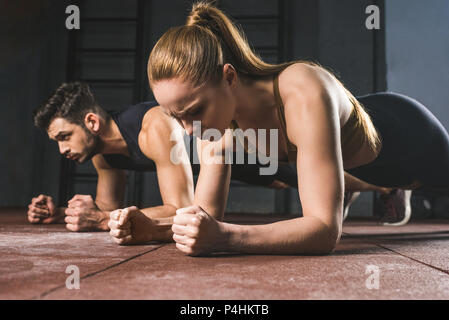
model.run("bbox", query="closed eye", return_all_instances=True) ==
[54,132,71,141]
[189,107,203,116]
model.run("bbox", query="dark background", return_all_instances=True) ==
[1,0,448,217]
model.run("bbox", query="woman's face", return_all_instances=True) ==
[152,76,236,138]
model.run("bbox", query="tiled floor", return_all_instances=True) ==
[1,208,448,300]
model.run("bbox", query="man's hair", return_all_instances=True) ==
[33,82,110,130]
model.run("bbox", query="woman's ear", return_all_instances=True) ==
[223,63,237,86]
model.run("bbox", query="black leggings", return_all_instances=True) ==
[257,92,449,196]
[346,92,449,196]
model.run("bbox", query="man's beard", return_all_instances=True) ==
[79,129,102,164]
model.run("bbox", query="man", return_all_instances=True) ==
[28,82,294,244]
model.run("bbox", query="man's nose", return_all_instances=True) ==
[58,142,69,155]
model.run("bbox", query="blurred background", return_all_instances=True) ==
[1,0,448,218]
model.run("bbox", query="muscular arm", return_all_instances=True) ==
[222,65,343,254]
[93,154,126,211]
[139,108,195,224]
[109,108,198,244]
[193,132,232,221]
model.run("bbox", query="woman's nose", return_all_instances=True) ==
[182,120,193,136]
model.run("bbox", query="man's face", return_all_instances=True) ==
[47,117,99,164]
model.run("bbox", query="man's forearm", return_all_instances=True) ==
[95,201,120,231]
[53,207,67,223]
[148,215,174,242]
[64,200,111,231]
[139,205,177,242]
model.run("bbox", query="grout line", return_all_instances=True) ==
[33,244,167,300]
[343,232,449,276]
[373,243,449,276]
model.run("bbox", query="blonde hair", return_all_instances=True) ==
[147,1,381,153]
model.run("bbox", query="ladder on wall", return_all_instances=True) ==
[59,0,147,207]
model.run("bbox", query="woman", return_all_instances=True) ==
[145,2,449,255]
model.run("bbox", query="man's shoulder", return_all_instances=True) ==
[113,100,158,118]
[140,105,172,136]
[139,106,182,158]
[118,101,171,142]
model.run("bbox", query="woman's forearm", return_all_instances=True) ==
[221,216,340,255]
[194,164,231,221]
[140,204,177,219]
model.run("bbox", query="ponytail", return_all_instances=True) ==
[185,1,291,77]
[148,1,294,87]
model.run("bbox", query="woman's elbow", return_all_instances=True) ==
[291,226,341,255]
[322,225,342,254]
[311,224,341,255]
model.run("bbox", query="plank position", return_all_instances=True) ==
[28,82,295,244]
[141,2,449,255]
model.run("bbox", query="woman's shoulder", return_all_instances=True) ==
[277,61,334,105]
[279,62,334,89]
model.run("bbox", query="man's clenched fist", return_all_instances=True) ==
[65,195,109,231]
[27,194,62,224]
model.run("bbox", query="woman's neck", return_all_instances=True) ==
[233,77,277,127]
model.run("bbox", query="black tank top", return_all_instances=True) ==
[103,101,158,172]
